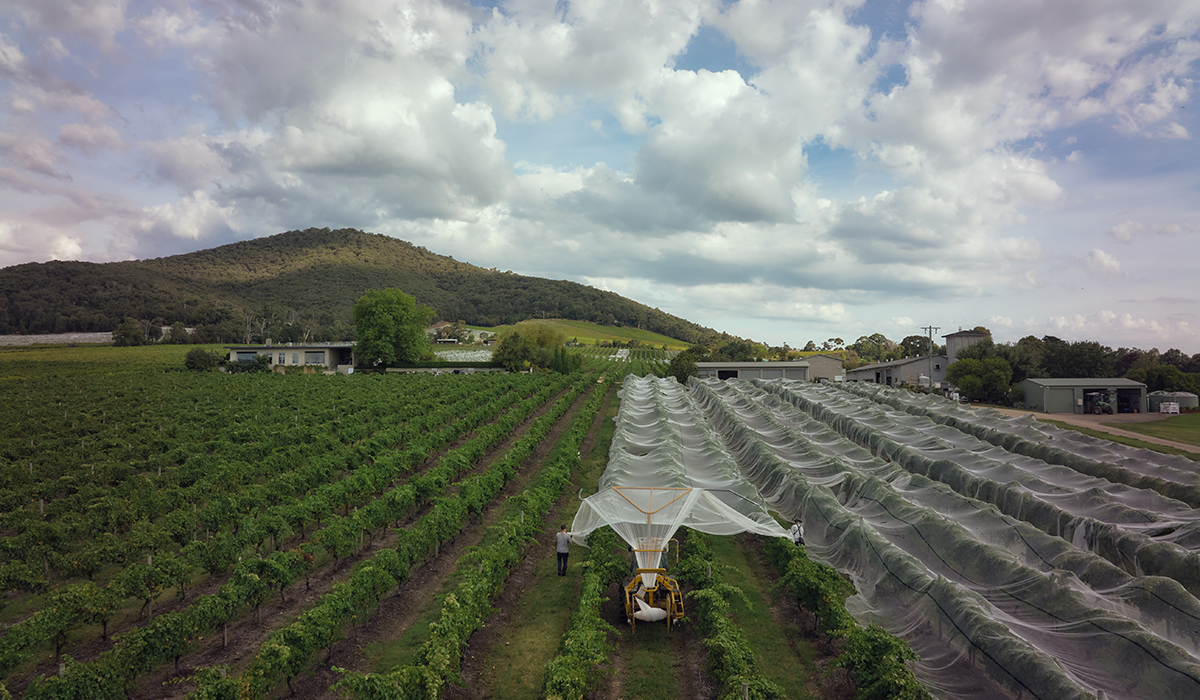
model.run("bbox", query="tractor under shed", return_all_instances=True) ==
[1018,377,1147,414]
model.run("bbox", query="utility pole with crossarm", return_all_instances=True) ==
[921,325,940,390]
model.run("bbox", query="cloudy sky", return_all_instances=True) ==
[2,0,1199,352]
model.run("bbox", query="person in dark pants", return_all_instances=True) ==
[789,518,805,546]
[556,524,572,576]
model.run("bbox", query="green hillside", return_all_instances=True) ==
[488,319,690,350]
[0,228,722,345]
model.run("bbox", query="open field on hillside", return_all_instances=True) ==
[482,318,691,350]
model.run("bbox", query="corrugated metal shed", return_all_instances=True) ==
[696,361,809,381]
[1018,378,1147,414]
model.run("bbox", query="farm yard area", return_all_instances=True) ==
[3,344,1200,699]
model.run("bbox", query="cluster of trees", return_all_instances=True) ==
[816,334,946,367]
[947,334,1200,404]
[352,289,435,366]
[183,348,224,371]
[0,260,236,335]
[492,323,580,373]
[104,304,353,348]
[794,335,944,362]
[349,291,580,375]
[674,335,946,366]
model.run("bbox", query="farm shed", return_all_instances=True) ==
[943,329,988,364]
[802,353,845,381]
[225,342,356,373]
[1018,377,1147,414]
[696,361,809,381]
[843,355,948,388]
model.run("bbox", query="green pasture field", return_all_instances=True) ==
[1041,418,1200,460]
[0,341,208,376]
[1101,412,1200,449]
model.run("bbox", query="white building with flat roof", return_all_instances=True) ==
[225,342,356,373]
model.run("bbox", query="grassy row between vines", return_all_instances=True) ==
[471,382,620,698]
[674,530,786,700]
[540,526,626,700]
[331,376,613,699]
[763,538,931,700]
[184,374,596,699]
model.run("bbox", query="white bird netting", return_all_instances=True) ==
[578,374,1200,700]
[570,376,787,588]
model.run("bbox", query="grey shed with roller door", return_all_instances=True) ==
[1018,378,1147,414]
[696,361,809,381]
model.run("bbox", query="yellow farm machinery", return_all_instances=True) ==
[571,485,787,635]
[622,537,685,634]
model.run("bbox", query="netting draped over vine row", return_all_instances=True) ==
[570,376,786,588]
[850,382,1200,499]
[685,375,1200,700]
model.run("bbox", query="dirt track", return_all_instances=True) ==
[988,406,1199,454]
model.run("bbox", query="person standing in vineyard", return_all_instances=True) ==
[789,518,805,546]
[556,525,573,576]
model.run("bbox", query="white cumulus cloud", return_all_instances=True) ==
[1084,248,1122,274]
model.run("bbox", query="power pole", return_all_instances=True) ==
[921,325,940,391]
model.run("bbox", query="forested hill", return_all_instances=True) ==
[0,228,722,344]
